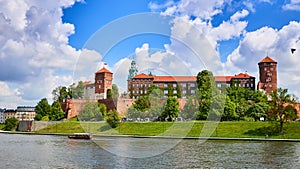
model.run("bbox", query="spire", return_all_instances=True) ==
[128,58,138,80]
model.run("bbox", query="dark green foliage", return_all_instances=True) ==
[50,101,66,121]
[133,96,150,112]
[107,89,112,99]
[99,103,107,118]
[112,84,119,98]
[4,117,18,131]
[34,114,42,121]
[161,97,180,121]
[222,96,237,121]
[269,88,296,134]
[196,70,219,120]
[69,81,85,99]
[182,95,199,120]
[35,98,51,118]
[106,110,120,128]
[78,102,105,121]
[176,84,182,98]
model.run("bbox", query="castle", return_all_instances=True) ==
[62,55,278,119]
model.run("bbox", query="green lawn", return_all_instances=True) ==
[37,120,300,139]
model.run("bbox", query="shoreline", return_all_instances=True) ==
[1,131,300,142]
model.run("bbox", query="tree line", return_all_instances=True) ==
[126,70,299,133]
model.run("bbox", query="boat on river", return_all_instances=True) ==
[68,133,92,140]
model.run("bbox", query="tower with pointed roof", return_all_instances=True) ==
[128,59,138,81]
[257,56,277,94]
[95,67,113,99]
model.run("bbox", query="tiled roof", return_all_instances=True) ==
[132,73,153,79]
[96,67,112,74]
[214,76,232,82]
[153,76,197,82]
[259,56,277,63]
[232,73,253,79]
[83,81,92,86]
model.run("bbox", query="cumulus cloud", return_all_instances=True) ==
[224,21,300,95]
[0,0,83,107]
[283,0,300,11]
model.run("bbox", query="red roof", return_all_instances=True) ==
[82,81,92,86]
[153,76,197,82]
[214,76,232,82]
[96,67,112,74]
[132,73,153,79]
[232,73,253,79]
[259,56,277,63]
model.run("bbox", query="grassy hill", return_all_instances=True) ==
[37,120,300,139]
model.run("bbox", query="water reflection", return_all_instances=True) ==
[0,134,299,168]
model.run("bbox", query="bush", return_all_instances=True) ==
[106,110,120,128]
[4,117,18,131]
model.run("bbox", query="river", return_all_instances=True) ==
[0,134,299,168]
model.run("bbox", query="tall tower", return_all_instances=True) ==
[257,56,277,94]
[95,67,113,99]
[128,59,138,81]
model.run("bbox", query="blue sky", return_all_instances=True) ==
[1,0,300,108]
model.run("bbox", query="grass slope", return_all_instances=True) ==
[37,121,300,139]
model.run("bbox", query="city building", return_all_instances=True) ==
[15,106,36,121]
[3,109,16,122]
[127,72,255,98]
[257,56,277,94]
[0,108,5,124]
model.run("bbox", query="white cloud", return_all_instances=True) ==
[283,0,300,11]
[224,21,300,96]
[0,0,82,108]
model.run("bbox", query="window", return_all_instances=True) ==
[99,85,101,88]
[164,83,168,88]
[182,90,187,94]
[246,83,249,87]
[148,84,151,87]
[191,90,195,94]
[141,90,143,94]
[173,83,177,88]
[270,67,274,71]
[190,83,195,87]
[251,83,253,88]
[173,90,177,94]
[182,83,187,88]
[269,84,272,88]
[217,83,221,88]
[164,90,168,94]
[264,67,267,71]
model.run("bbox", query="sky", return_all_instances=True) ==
[1,0,300,108]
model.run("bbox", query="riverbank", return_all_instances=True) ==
[34,121,300,140]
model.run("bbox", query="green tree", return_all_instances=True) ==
[107,89,112,99]
[182,95,199,120]
[176,84,182,98]
[161,97,180,121]
[269,88,296,134]
[112,84,119,98]
[106,110,120,128]
[35,98,51,119]
[50,101,66,121]
[246,103,269,121]
[196,70,219,120]
[78,102,103,121]
[4,117,18,131]
[69,81,85,99]
[99,103,107,119]
[133,96,150,112]
[221,96,237,121]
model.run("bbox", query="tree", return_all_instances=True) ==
[52,86,71,102]
[269,88,296,134]
[182,95,199,120]
[133,96,150,112]
[50,101,66,121]
[106,110,120,128]
[107,89,112,99]
[69,81,85,99]
[78,102,104,121]
[99,103,107,118]
[196,70,219,120]
[112,84,119,98]
[161,97,180,121]
[4,117,18,131]
[222,96,237,121]
[35,98,51,119]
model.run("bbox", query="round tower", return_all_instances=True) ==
[257,56,277,94]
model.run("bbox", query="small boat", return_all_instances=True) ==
[68,133,92,140]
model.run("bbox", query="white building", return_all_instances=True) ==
[15,106,36,121]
